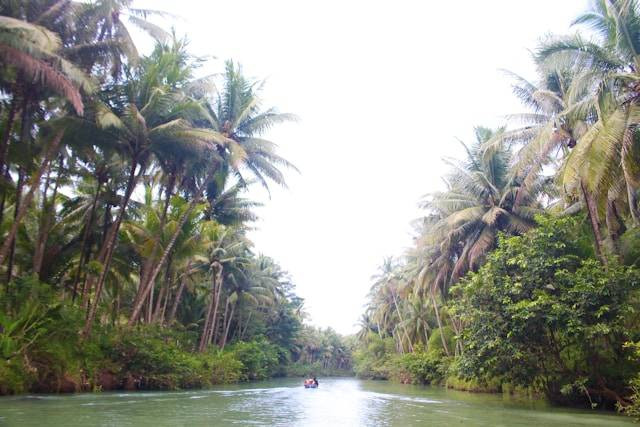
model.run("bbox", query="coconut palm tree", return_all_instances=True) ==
[202,60,298,193]
[78,75,227,336]
[419,127,544,287]
[535,0,640,233]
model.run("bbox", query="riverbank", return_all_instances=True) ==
[0,322,353,396]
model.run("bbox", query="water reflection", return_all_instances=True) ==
[0,378,634,426]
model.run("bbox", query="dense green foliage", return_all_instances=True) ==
[0,0,352,394]
[356,0,640,417]
[454,216,640,406]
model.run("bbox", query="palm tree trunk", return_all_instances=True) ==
[146,280,153,323]
[128,196,201,324]
[128,174,211,325]
[606,198,625,254]
[168,273,188,324]
[0,130,64,268]
[5,168,23,283]
[152,258,172,323]
[198,271,217,352]
[218,298,230,347]
[207,266,224,347]
[580,181,606,263]
[623,163,639,226]
[135,175,177,313]
[423,324,430,351]
[430,291,450,357]
[239,311,252,341]
[32,162,52,275]
[33,158,61,277]
[0,97,18,182]
[83,157,140,337]
[71,179,103,302]
[391,289,413,352]
[221,303,236,350]
[160,283,170,324]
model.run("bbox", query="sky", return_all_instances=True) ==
[133,0,589,335]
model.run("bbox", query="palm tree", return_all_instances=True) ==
[535,0,640,236]
[202,60,298,193]
[78,70,227,336]
[196,222,251,352]
[419,127,544,287]
[368,258,413,353]
[0,0,166,281]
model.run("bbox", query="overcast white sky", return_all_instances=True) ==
[134,0,588,334]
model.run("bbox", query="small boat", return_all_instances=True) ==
[304,383,318,389]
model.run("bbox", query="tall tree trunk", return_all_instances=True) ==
[72,179,104,302]
[32,162,52,275]
[5,168,23,283]
[430,291,450,357]
[622,127,640,226]
[83,158,140,337]
[168,274,188,325]
[423,324,430,352]
[0,99,18,229]
[0,97,18,185]
[199,287,215,351]
[152,258,172,323]
[218,297,230,347]
[135,174,177,313]
[151,284,164,323]
[160,283,170,325]
[580,181,606,264]
[391,288,413,353]
[81,201,110,309]
[146,279,153,324]
[207,265,224,347]
[239,311,252,341]
[129,175,211,325]
[220,302,235,350]
[0,131,64,268]
[33,158,61,277]
[199,263,220,352]
[449,313,463,357]
[605,198,625,255]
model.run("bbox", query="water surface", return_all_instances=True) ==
[0,377,633,426]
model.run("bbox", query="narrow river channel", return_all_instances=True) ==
[0,377,634,426]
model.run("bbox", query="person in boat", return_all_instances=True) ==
[303,377,318,387]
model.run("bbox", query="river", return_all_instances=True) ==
[0,377,634,426]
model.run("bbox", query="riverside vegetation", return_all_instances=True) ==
[0,0,352,394]
[354,0,640,420]
[3,0,640,422]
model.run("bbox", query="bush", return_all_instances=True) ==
[202,350,244,384]
[353,333,396,379]
[393,349,450,385]
[228,338,282,380]
[108,326,207,389]
[0,278,96,393]
[453,216,640,407]
[426,327,455,358]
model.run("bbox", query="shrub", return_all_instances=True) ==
[393,349,450,385]
[202,350,244,384]
[353,333,396,379]
[453,216,640,407]
[228,338,282,380]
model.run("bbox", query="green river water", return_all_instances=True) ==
[0,377,634,426]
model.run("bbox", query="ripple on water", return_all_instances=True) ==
[0,379,636,426]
